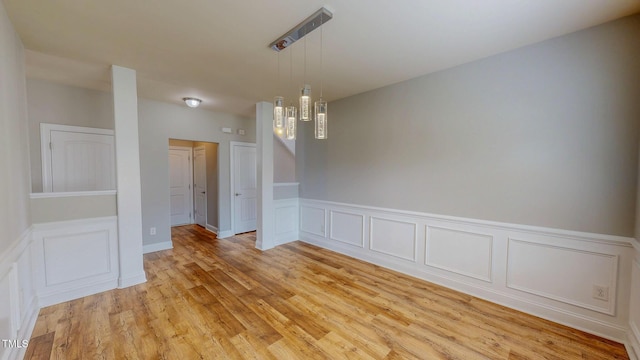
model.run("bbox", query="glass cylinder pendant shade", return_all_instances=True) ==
[314,99,328,139]
[273,96,285,130]
[285,106,297,140]
[299,85,311,121]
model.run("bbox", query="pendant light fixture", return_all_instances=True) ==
[274,96,284,132]
[286,106,297,139]
[273,52,285,134]
[300,85,311,121]
[299,30,311,122]
[285,47,297,140]
[269,7,332,140]
[314,12,328,139]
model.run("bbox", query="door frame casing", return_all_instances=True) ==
[229,141,256,235]
[40,123,115,193]
[193,146,207,228]
[168,145,194,226]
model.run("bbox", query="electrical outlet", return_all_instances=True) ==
[592,285,609,301]
[320,224,325,234]
[150,227,156,235]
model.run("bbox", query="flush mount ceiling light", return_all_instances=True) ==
[183,97,202,108]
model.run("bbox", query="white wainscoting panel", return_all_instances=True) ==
[426,226,493,282]
[369,217,417,262]
[274,199,299,246]
[298,198,634,342]
[507,238,617,315]
[330,210,364,248]
[32,216,119,307]
[300,205,326,237]
[43,231,112,286]
[0,229,38,360]
[0,268,13,348]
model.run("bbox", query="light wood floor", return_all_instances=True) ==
[25,225,628,359]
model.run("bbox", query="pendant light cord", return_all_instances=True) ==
[320,13,324,99]
[289,45,293,105]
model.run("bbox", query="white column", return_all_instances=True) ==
[111,65,146,287]
[256,101,275,250]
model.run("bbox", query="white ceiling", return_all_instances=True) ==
[5,0,640,117]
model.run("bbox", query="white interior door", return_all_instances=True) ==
[41,124,116,192]
[194,147,207,228]
[232,143,257,234]
[169,146,193,226]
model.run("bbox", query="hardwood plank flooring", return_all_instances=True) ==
[25,225,629,359]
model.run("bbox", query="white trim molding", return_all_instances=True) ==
[206,224,219,234]
[30,190,117,199]
[627,250,640,360]
[298,198,635,343]
[273,182,300,187]
[217,230,234,239]
[143,241,174,254]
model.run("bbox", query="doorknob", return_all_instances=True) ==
[200,192,205,194]
[235,193,241,196]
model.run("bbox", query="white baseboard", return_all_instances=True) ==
[118,271,147,288]
[38,278,118,308]
[143,241,173,254]
[298,198,634,343]
[205,224,218,234]
[217,230,234,238]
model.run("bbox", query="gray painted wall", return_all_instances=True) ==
[274,135,296,182]
[0,2,31,251]
[30,195,116,223]
[26,79,114,192]
[138,99,255,246]
[299,15,640,237]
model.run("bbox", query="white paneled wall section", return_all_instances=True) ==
[0,230,37,360]
[298,198,635,346]
[273,183,299,246]
[31,216,119,307]
[0,215,119,360]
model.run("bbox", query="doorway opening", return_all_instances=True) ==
[168,139,220,233]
